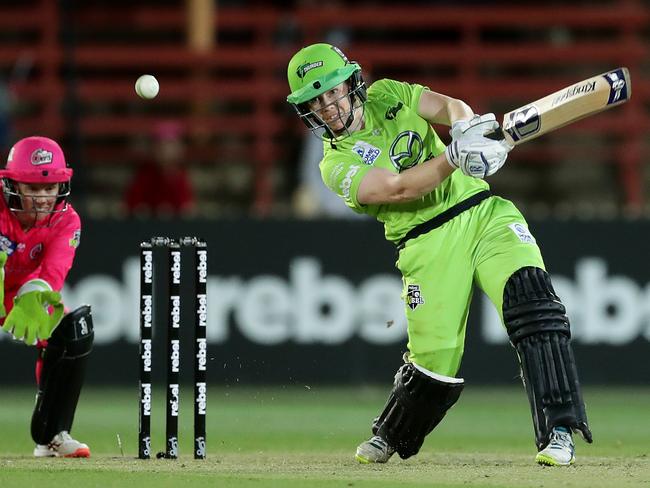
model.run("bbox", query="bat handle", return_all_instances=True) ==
[485,127,505,140]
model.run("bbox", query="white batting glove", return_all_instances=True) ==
[450,113,499,140]
[445,134,510,179]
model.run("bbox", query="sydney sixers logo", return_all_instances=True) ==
[30,149,53,165]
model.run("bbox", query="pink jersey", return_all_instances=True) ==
[0,198,81,314]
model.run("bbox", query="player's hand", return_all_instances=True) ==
[1,290,65,345]
[450,113,500,140]
[445,134,510,179]
[0,251,6,318]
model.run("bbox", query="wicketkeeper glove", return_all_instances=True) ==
[1,283,64,345]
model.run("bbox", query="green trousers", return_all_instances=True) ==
[397,196,545,377]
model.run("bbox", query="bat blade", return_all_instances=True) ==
[486,67,631,147]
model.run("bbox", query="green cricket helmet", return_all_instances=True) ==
[286,43,367,139]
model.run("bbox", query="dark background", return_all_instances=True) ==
[1,217,647,386]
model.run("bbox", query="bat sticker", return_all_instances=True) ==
[604,68,628,105]
[504,104,541,142]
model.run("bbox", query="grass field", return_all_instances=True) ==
[0,386,648,487]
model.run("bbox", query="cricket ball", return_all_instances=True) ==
[135,74,159,99]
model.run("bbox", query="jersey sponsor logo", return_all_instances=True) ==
[352,141,381,165]
[29,243,43,260]
[69,229,81,248]
[0,233,17,255]
[385,102,403,120]
[508,223,536,244]
[389,131,423,172]
[296,61,323,79]
[406,284,425,310]
[340,164,361,201]
[503,105,540,142]
[326,163,346,192]
[30,148,53,165]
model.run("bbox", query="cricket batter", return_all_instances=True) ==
[0,136,94,457]
[286,44,592,466]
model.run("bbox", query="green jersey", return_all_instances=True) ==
[320,78,489,243]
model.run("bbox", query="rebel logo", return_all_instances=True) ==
[196,338,207,371]
[197,250,207,283]
[197,294,207,327]
[142,251,153,284]
[171,251,181,284]
[170,340,180,373]
[141,339,152,372]
[141,383,152,416]
[196,382,207,415]
[171,296,181,328]
[169,384,179,417]
[142,295,152,328]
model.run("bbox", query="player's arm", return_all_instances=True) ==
[417,90,474,126]
[357,156,454,205]
[357,132,509,205]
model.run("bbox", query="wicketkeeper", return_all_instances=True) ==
[286,43,592,466]
[0,136,94,457]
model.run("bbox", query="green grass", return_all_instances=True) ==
[0,386,648,487]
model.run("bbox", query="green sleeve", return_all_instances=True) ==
[367,78,426,112]
[320,156,372,213]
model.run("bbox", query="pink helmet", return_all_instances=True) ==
[0,136,73,183]
[0,136,73,213]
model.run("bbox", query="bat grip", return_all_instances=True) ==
[485,127,505,140]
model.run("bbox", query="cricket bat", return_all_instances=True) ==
[486,67,631,147]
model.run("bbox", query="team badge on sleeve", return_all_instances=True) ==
[69,229,81,248]
[508,223,536,244]
[407,284,425,310]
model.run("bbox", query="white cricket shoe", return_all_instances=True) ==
[355,435,395,464]
[535,426,575,466]
[34,431,91,458]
